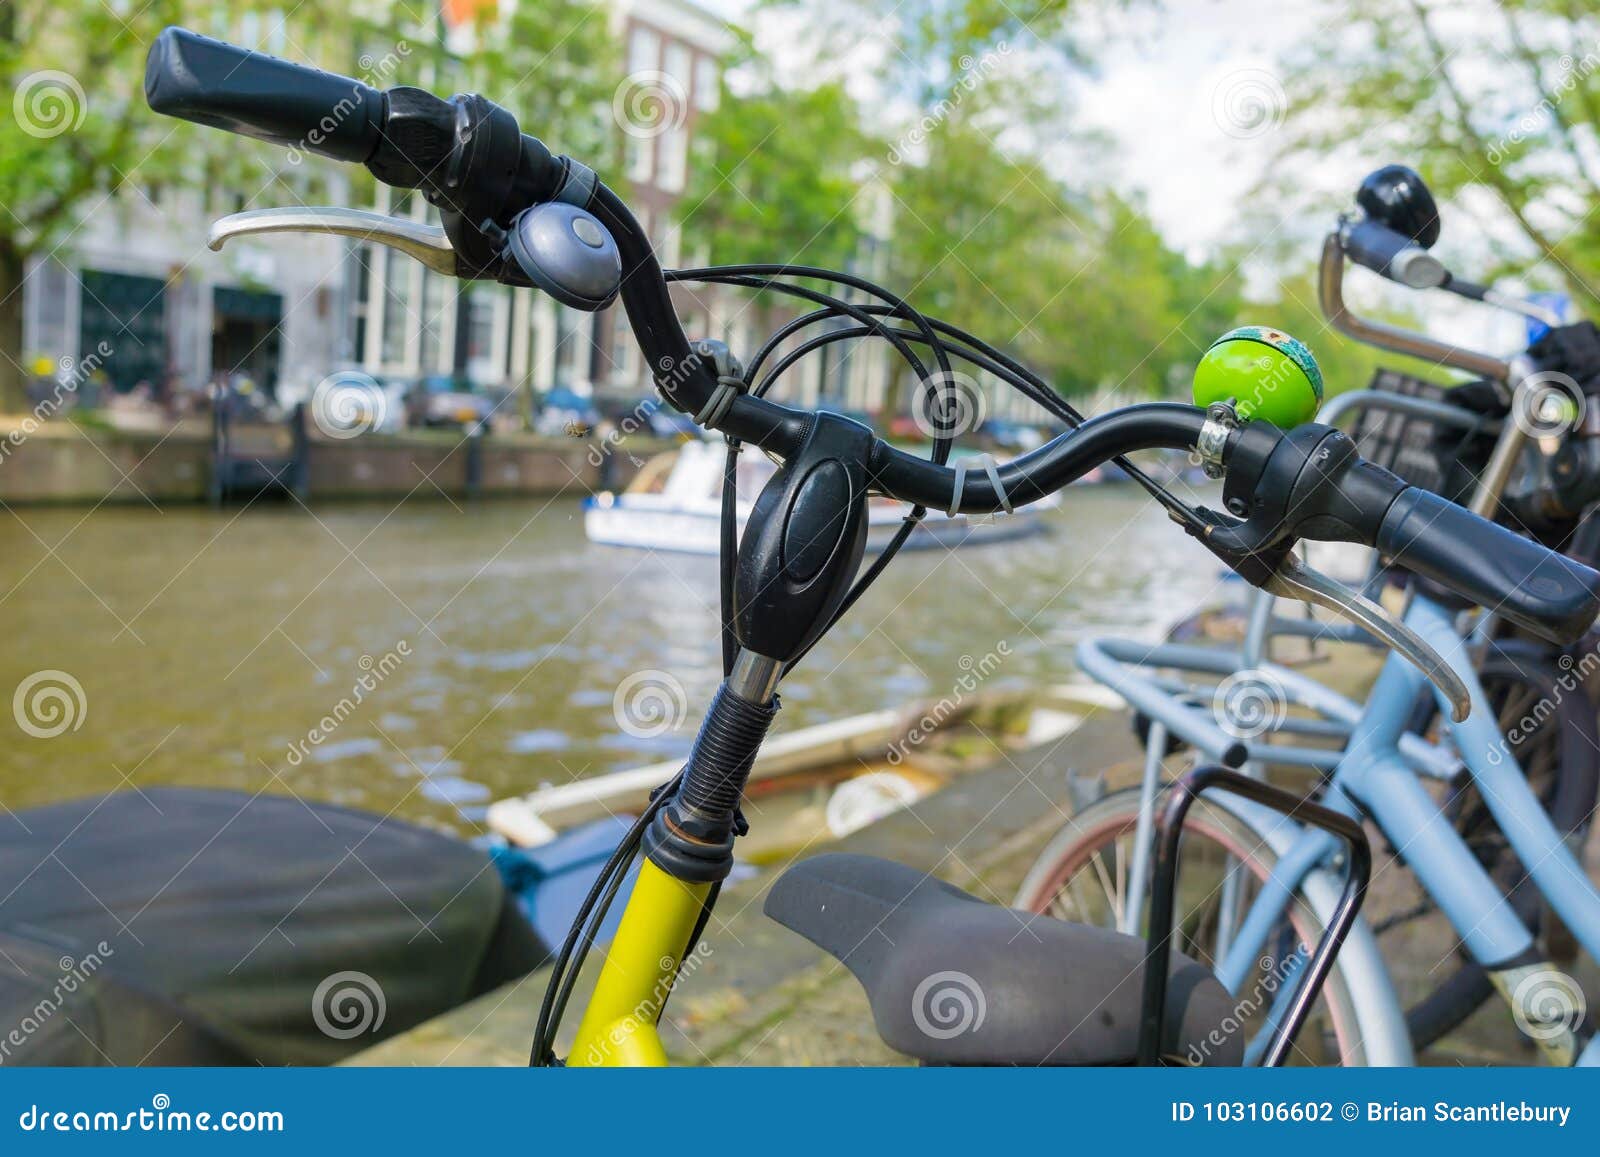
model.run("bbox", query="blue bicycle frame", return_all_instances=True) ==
[1077,379,1600,1066]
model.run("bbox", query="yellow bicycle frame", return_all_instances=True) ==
[567,859,710,1067]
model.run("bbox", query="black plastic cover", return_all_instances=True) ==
[0,789,542,1065]
[1378,486,1600,643]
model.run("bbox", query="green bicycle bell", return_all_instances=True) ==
[1192,325,1324,427]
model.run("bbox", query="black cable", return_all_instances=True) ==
[529,774,680,1065]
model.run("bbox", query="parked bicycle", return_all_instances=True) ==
[146,32,1600,1066]
[1021,165,1600,1064]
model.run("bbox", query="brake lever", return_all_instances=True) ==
[208,207,462,275]
[1264,552,1471,722]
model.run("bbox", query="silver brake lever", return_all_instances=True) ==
[1264,552,1471,722]
[208,207,461,275]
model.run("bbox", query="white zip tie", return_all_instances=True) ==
[948,453,1012,522]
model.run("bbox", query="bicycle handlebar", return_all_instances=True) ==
[143,27,1600,644]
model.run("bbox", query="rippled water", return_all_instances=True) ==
[0,486,1225,834]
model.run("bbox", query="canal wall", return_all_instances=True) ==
[0,418,667,504]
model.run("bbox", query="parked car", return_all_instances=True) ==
[406,374,495,430]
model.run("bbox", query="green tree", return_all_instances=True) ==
[1271,0,1600,311]
[676,75,872,271]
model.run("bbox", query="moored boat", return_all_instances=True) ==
[585,440,1058,555]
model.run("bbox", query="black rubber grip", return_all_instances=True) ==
[144,27,382,163]
[1343,218,1420,279]
[1378,487,1600,644]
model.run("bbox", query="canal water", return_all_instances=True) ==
[0,488,1225,834]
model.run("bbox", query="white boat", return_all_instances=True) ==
[585,440,1057,555]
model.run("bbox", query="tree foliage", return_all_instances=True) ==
[1270,0,1600,311]
[677,76,870,271]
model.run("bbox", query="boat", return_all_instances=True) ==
[485,684,1119,920]
[584,440,1058,555]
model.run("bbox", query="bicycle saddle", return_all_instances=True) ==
[765,853,1243,1066]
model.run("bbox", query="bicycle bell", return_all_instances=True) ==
[1356,164,1441,249]
[504,201,622,311]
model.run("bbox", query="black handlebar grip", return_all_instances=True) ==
[1342,219,1447,288]
[144,27,383,163]
[1343,218,1412,275]
[1377,487,1600,644]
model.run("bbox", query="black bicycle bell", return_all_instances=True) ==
[1355,164,1441,249]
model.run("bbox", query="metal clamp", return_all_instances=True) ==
[1195,402,1237,479]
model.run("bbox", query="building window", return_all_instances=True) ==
[626,135,653,184]
[419,268,452,373]
[695,57,719,112]
[379,252,410,369]
[657,126,687,193]
[628,25,660,73]
[611,308,635,383]
[664,43,691,92]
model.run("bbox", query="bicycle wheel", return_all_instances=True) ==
[1392,648,1599,1048]
[1015,787,1369,1066]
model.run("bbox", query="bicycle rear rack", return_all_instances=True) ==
[1135,765,1372,1067]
